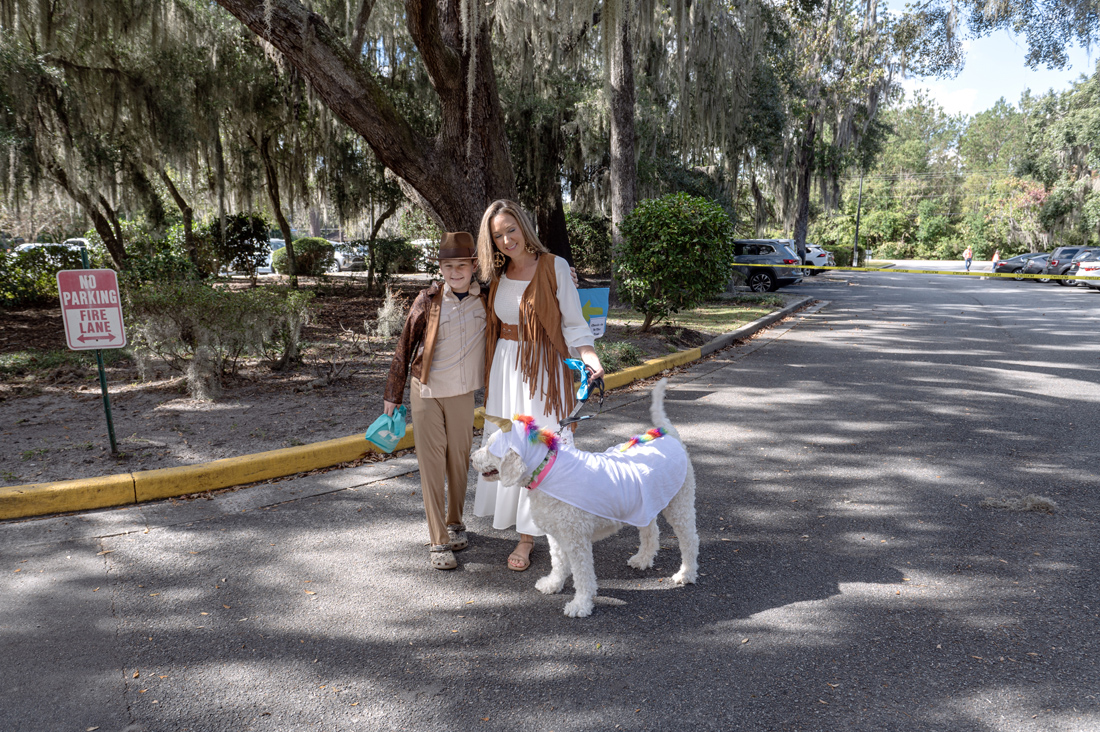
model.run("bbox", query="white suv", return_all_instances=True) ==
[802,244,835,275]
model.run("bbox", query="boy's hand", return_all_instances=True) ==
[383,400,400,417]
[569,266,579,287]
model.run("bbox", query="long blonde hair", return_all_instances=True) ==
[476,200,550,282]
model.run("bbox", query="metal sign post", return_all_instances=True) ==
[56,250,126,454]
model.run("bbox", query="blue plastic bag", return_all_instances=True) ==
[364,405,407,453]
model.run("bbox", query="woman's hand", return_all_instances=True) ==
[383,399,400,417]
[577,346,604,382]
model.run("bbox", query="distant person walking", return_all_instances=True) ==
[963,246,973,272]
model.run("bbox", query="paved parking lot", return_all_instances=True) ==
[4,267,1099,731]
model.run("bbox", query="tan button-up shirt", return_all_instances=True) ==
[419,282,486,399]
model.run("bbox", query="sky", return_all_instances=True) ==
[899,31,1097,118]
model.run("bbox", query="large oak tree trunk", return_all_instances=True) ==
[214,0,516,235]
[608,1,637,303]
[537,191,572,264]
[793,113,817,259]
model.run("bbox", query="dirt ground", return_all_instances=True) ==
[1,274,749,487]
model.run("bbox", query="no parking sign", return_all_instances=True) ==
[57,269,127,350]
[57,266,125,453]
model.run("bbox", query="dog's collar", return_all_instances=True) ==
[525,449,558,491]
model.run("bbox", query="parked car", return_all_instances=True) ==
[1077,251,1100,291]
[1061,247,1100,286]
[256,239,285,274]
[1021,254,1052,282]
[802,243,835,274]
[1043,246,1088,285]
[13,241,84,265]
[1065,249,1100,287]
[329,241,368,272]
[733,239,803,292]
[993,252,1047,280]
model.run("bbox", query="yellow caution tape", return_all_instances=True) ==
[736,262,1100,281]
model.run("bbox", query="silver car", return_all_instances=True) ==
[733,239,804,292]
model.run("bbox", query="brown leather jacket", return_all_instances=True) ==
[384,282,486,404]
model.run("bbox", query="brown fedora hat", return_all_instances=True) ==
[436,231,477,260]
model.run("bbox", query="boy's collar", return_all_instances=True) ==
[443,280,480,299]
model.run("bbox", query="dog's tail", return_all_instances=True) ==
[650,378,681,441]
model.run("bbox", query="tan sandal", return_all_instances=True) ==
[430,544,457,570]
[507,539,534,571]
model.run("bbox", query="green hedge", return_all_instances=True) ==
[272,237,334,276]
[0,246,86,308]
[617,193,735,331]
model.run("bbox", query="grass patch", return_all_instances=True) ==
[0,348,129,377]
[608,296,783,334]
[595,341,647,372]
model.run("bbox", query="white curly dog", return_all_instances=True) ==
[471,379,699,617]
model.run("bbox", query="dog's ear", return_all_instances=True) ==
[499,448,531,487]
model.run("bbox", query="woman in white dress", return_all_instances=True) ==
[473,200,604,571]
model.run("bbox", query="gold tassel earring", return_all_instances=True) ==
[493,251,506,268]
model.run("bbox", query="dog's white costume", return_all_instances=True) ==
[472,379,699,617]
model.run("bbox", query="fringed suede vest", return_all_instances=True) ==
[484,254,577,420]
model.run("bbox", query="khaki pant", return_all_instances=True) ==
[410,377,474,547]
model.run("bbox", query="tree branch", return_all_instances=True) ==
[350,0,376,57]
[404,0,463,94]
[214,0,438,191]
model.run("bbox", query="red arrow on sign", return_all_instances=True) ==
[78,332,117,343]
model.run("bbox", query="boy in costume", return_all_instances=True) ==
[384,232,486,570]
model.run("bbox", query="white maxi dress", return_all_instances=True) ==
[473,255,596,535]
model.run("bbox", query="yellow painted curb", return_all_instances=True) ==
[135,432,378,502]
[604,347,703,391]
[0,473,136,520]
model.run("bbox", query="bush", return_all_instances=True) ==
[594,340,646,373]
[125,281,315,399]
[0,245,86,308]
[820,245,852,268]
[206,214,269,276]
[566,212,613,275]
[119,246,199,287]
[272,237,334,276]
[617,193,735,331]
[364,237,420,293]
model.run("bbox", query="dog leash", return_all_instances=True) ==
[558,358,606,432]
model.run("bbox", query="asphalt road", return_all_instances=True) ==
[3,266,1099,732]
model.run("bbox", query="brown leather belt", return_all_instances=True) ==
[499,323,519,341]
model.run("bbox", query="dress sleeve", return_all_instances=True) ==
[554,256,596,350]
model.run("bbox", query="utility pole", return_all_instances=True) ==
[852,170,864,267]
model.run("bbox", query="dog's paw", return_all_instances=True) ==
[563,597,594,618]
[671,567,697,585]
[535,575,564,595]
[627,553,655,570]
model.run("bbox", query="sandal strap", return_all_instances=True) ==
[430,544,450,552]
